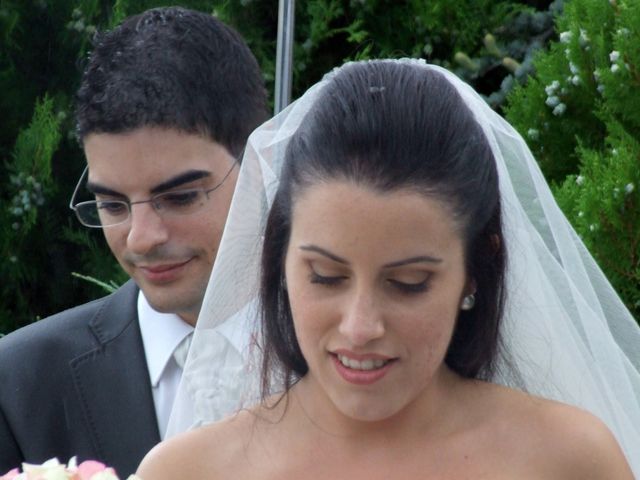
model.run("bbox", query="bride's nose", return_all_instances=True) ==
[338,287,385,346]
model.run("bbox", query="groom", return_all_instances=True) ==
[0,7,267,476]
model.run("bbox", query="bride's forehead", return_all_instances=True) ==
[293,179,453,208]
[286,181,465,264]
[291,181,459,229]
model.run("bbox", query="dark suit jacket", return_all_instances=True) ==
[0,280,160,477]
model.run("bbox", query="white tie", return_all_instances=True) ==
[173,332,193,370]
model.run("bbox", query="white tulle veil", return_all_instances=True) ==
[167,59,640,472]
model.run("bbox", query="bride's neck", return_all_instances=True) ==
[287,366,464,447]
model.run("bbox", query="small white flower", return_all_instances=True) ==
[545,95,560,107]
[579,29,589,47]
[560,31,572,43]
[589,224,597,231]
[545,81,560,95]
[552,103,567,116]
[569,62,579,74]
[578,211,584,217]
[527,128,540,140]
[597,84,606,93]
[611,64,620,73]
[576,175,585,185]
[625,183,635,194]
[612,148,619,156]
[609,50,620,62]
[617,28,630,36]
[91,472,121,480]
[571,75,581,85]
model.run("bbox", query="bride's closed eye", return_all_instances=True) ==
[387,278,430,294]
[308,269,431,294]
[309,271,347,286]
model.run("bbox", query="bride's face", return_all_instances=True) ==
[284,180,470,422]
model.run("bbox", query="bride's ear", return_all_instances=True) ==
[490,233,501,255]
[463,278,477,298]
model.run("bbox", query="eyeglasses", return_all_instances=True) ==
[69,163,236,228]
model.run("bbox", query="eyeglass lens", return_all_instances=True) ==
[75,189,209,227]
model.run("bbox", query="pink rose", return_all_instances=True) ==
[0,468,20,480]
[76,461,116,480]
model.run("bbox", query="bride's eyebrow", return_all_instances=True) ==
[299,245,348,264]
[383,256,442,268]
[298,245,442,268]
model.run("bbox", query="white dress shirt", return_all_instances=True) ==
[137,292,193,440]
[165,300,261,437]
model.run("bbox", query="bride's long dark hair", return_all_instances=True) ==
[260,61,506,398]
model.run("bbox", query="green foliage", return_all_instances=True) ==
[0,0,561,334]
[0,96,60,331]
[219,0,550,111]
[71,272,121,293]
[432,1,563,110]
[554,125,640,316]
[505,0,640,319]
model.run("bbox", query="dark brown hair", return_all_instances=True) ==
[260,61,506,396]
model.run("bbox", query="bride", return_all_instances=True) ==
[138,60,639,478]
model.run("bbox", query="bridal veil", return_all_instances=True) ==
[168,59,640,473]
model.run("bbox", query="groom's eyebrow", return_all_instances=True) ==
[150,170,211,193]
[86,170,211,196]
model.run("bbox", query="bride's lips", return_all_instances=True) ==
[137,259,192,283]
[330,350,396,386]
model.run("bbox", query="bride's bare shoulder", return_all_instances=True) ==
[482,384,633,478]
[136,409,259,480]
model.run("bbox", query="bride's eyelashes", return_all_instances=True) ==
[387,278,430,294]
[308,270,431,294]
[309,271,346,286]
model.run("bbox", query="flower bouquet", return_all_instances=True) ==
[0,458,141,480]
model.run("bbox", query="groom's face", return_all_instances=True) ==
[83,126,239,326]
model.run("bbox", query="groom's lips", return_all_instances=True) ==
[137,259,192,283]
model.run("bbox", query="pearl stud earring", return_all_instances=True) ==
[460,293,476,310]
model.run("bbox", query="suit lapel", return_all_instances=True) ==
[70,280,160,471]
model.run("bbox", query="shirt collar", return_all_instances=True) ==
[137,292,194,387]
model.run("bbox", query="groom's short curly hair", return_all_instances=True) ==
[75,6,268,159]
